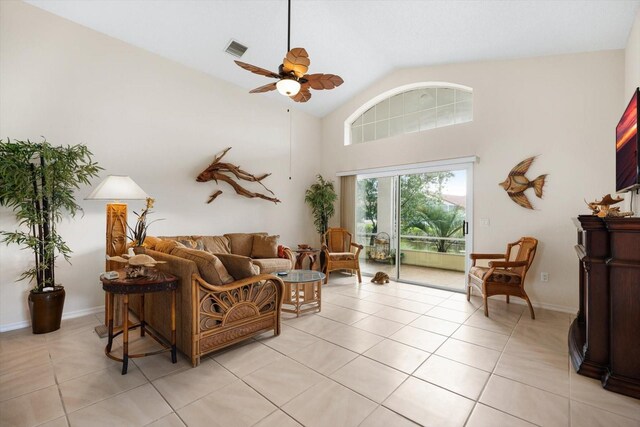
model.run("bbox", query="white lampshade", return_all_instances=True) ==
[85,175,148,201]
[276,79,301,96]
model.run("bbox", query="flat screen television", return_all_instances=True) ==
[616,87,639,193]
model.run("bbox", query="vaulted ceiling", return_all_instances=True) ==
[26,0,640,117]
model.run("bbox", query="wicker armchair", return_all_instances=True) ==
[322,227,363,284]
[138,249,284,366]
[191,273,283,366]
[467,237,538,319]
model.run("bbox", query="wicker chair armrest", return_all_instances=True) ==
[487,260,528,269]
[193,273,284,294]
[279,245,295,263]
[469,253,505,260]
[350,242,363,257]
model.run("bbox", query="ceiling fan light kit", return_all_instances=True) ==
[276,78,301,96]
[234,0,343,103]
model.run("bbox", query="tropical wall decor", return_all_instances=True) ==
[196,147,280,204]
[499,156,547,210]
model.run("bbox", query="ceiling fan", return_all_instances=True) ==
[234,0,343,103]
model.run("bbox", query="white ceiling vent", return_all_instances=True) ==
[225,40,248,58]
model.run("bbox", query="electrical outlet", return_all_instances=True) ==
[480,218,490,227]
[540,272,549,282]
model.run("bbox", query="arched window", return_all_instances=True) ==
[345,82,473,145]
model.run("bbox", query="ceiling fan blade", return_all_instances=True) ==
[234,60,280,79]
[290,86,312,103]
[305,73,344,90]
[249,82,278,93]
[282,47,310,78]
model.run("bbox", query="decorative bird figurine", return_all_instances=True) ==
[499,156,547,210]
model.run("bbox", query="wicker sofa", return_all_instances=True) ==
[133,233,293,366]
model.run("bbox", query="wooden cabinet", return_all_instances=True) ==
[570,216,640,399]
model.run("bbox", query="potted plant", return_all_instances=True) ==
[0,138,101,334]
[304,174,337,242]
[127,197,162,254]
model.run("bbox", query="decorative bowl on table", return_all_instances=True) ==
[298,244,310,250]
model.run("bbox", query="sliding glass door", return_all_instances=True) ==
[356,176,398,280]
[355,163,472,291]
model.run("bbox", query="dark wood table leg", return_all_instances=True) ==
[122,294,129,375]
[106,292,114,352]
[140,294,145,337]
[171,289,177,363]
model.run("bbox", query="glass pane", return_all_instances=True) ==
[389,117,404,137]
[437,104,455,127]
[404,90,421,114]
[419,88,437,110]
[351,126,363,144]
[356,176,397,280]
[363,107,376,124]
[455,100,473,124]
[456,90,472,103]
[398,170,467,291]
[437,88,455,106]
[353,115,363,126]
[389,94,403,118]
[363,123,376,142]
[419,108,437,131]
[404,111,421,133]
[376,98,390,121]
[376,120,389,139]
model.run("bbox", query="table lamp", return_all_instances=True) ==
[86,175,148,334]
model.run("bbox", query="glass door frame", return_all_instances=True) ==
[355,160,474,292]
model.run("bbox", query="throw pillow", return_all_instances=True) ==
[214,253,260,280]
[251,235,279,259]
[171,247,233,285]
[200,236,231,254]
[154,239,186,253]
[176,238,205,251]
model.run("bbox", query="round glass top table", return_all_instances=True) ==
[277,270,326,317]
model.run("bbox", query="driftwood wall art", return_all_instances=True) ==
[196,147,281,204]
[499,156,547,210]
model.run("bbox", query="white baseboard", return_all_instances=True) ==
[0,305,105,333]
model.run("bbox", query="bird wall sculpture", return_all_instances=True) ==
[499,156,547,210]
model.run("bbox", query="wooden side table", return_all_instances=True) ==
[294,248,321,271]
[280,270,326,317]
[101,269,178,374]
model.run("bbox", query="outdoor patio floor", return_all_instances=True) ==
[361,260,466,291]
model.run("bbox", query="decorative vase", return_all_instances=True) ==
[28,286,65,334]
[133,246,146,255]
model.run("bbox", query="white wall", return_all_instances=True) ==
[0,1,322,330]
[625,9,640,212]
[320,51,624,312]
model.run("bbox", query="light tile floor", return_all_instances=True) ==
[1,275,639,427]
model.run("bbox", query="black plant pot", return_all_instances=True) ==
[28,286,65,334]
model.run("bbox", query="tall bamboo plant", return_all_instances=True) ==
[0,139,101,291]
[304,175,337,239]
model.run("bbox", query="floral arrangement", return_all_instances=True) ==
[128,197,162,247]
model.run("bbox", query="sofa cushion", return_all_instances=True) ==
[199,236,231,254]
[214,253,260,280]
[154,239,186,253]
[252,258,292,274]
[171,247,234,285]
[328,252,356,261]
[251,235,279,259]
[225,233,267,257]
